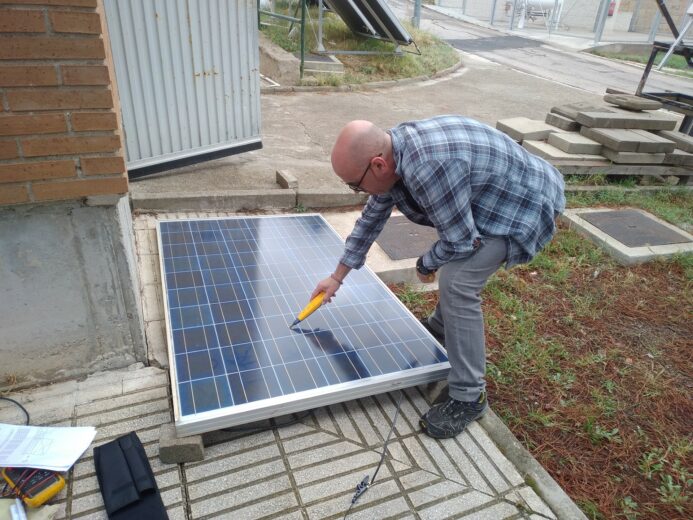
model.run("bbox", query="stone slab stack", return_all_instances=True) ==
[495,95,693,175]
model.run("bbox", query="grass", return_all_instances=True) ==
[591,50,693,79]
[259,2,459,85]
[390,190,693,519]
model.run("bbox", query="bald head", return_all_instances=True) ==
[331,120,388,181]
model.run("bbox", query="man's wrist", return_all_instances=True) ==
[416,256,435,276]
[330,273,343,285]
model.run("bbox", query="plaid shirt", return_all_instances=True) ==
[340,116,565,271]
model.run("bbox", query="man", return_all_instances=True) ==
[311,116,565,439]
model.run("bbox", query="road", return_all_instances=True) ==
[390,0,691,97]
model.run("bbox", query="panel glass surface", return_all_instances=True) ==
[158,215,447,431]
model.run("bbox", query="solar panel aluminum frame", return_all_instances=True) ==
[157,214,449,437]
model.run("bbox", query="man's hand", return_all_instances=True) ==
[310,275,342,304]
[416,271,436,284]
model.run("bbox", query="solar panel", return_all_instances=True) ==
[158,215,448,436]
[325,0,413,46]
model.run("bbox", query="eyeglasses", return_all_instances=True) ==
[346,153,382,193]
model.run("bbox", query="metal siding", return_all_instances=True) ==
[104,0,261,169]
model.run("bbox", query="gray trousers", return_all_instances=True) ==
[426,236,508,402]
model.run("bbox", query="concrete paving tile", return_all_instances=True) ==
[417,434,467,484]
[518,486,557,519]
[459,431,511,493]
[313,406,339,435]
[409,480,474,508]
[139,253,161,285]
[281,430,340,454]
[135,228,158,255]
[399,468,442,490]
[142,282,165,322]
[468,422,524,486]
[326,402,361,443]
[191,429,275,462]
[187,458,285,500]
[417,490,495,520]
[77,399,170,429]
[343,399,382,447]
[185,444,280,484]
[441,437,493,495]
[458,500,520,519]
[305,480,407,519]
[375,392,415,436]
[189,477,295,517]
[385,439,413,467]
[405,386,430,416]
[276,419,316,439]
[358,395,391,440]
[291,450,381,486]
[85,411,171,441]
[287,439,362,469]
[145,319,169,367]
[401,436,438,474]
[298,466,392,503]
[76,387,169,416]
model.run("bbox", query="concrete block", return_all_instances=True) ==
[603,93,662,111]
[575,111,678,130]
[664,149,693,166]
[523,140,605,162]
[548,132,602,154]
[496,117,564,142]
[159,423,204,463]
[629,130,676,153]
[656,130,693,153]
[545,112,580,131]
[297,189,368,209]
[581,127,644,152]
[276,169,298,190]
[259,33,299,86]
[551,102,615,120]
[602,148,666,164]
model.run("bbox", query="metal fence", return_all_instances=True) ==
[434,0,693,45]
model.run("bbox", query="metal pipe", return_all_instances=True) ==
[490,0,497,25]
[300,0,306,80]
[593,0,611,45]
[412,0,421,28]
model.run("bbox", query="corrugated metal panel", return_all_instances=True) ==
[104,0,261,171]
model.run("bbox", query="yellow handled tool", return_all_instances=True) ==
[290,293,325,328]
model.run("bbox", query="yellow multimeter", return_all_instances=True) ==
[1,467,65,508]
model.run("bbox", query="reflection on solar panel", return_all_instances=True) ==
[325,0,413,45]
[158,215,448,436]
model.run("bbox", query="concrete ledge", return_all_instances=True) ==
[561,208,693,265]
[297,189,368,209]
[480,409,588,520]
[130,190,297,212]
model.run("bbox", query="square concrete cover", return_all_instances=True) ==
[376,215,438,260]
[580,209,691,247]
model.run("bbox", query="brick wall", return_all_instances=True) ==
[0,0,127,206]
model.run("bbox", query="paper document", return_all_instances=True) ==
[0,424,96,472]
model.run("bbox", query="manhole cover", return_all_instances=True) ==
[581,209,692,247]
[376,216,437,260]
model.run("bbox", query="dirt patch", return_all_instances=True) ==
[391,228,692,519]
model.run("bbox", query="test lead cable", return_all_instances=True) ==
[344,390,404,519]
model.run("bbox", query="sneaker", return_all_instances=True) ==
[420,317,444,344]
[419,393,488,439]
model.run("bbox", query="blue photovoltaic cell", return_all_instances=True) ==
[158,215,448,424]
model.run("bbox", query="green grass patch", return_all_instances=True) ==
[591,49,693,78]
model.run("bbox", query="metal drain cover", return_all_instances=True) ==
[581,209,691,247]
[376,216,438,260]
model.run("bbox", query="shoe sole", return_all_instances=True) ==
[419,407,488,439]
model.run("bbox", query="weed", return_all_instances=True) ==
[584,418,621,445]
[657,473,689,513]
[638,448,666,480]
[293,203,307,213]
[620,496,639,520]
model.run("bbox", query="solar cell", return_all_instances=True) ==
[158,215,448,435]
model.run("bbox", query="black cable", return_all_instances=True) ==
[344,390,404,519]
[0,396,30,425]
